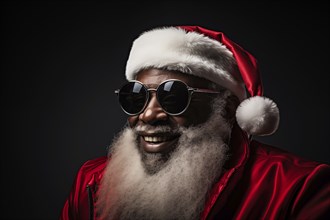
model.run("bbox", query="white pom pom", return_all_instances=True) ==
[236,96,280,136]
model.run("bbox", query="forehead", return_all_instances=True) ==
[135,69,215,88]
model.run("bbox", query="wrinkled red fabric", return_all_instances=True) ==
[204,142,330,220]
[60,125,330,220]
[60,157,107,220]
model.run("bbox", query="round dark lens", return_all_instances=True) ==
[119,82,147,114]
[157,81,189,114]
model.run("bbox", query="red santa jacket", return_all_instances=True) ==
[60,126,330,220]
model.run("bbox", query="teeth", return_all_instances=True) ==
[143,136,169,143]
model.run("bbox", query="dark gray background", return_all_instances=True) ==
[1,2,329,219]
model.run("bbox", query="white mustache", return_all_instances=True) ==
[134,124,180,134]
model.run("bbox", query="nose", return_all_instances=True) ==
[139,93,168,124]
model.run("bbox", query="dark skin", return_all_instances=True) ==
[128,69,221,156]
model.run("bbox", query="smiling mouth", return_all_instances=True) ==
[138,133,180,153]
[143,135,176,143]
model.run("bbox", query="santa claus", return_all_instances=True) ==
[60,26,330,220]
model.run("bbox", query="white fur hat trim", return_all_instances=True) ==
[125,27,247,101]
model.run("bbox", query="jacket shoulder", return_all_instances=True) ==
[69,156,109,194]
[249,140,328,169]
[76,156,108,186]
[248,140,330,191]
[239,141,330,219]
[60,156,108,220]
[78,156,108,175]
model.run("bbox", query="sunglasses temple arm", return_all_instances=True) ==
[191,88,221,94]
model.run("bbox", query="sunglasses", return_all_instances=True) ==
[115,79,221,116]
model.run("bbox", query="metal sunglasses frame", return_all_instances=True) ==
[115,79,221,116]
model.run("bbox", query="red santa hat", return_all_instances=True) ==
[125,25,280,136]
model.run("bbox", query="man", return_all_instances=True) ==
[60,26,330,220]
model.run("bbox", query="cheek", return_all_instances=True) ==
[171,116,190,127]
[170,103,213,127]
[183,105,213,126]
[127,116,139,127]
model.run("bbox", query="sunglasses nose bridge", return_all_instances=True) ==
[138,88,168,123]
[145,88,159,108]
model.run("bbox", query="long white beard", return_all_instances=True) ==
[96,96,232,220]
